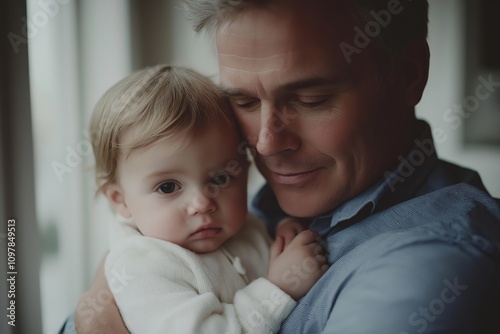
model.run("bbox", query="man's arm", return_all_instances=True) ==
[73,254,129,334]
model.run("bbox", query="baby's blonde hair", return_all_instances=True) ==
[90,65,233,193]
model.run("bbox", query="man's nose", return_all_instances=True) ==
[187,190,216,216]
[256,103,299,156]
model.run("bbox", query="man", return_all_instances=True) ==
[63,0,500,332]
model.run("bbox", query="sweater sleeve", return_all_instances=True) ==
[233,277,296,333]
[105,237,296,334]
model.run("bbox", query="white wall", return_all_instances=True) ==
[28,1,133,332]
[417,0,500,197]
[169,2,219,77]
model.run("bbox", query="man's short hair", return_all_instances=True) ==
[90,65,232,193]
[183,0,428,55]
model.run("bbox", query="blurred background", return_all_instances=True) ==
[1,0,499,333]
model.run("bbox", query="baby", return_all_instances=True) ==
[90,65,328,333]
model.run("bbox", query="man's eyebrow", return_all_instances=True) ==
[218,77,350,97]
[218,86,251,97]
[282,77,348,91]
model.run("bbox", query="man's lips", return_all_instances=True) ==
[190,225,222,239]
[268,168,322,185]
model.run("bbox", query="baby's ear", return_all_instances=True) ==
[103,183,131,219]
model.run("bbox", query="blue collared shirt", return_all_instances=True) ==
[252,120,500,333]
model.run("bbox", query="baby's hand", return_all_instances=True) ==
[275,218,308,248]
[268,230,329,300]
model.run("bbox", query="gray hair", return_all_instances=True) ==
[182,0,428,56]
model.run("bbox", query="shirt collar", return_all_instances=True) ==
[305,175,385,235]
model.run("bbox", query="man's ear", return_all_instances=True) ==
[400,37,430,107]
[103,183,131,219]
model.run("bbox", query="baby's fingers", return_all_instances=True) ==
[277,228,299,248]
[270,235,285,260]
[291,229,318,246]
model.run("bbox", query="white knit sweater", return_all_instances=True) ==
[105,215,296,334]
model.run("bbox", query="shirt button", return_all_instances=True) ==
[233,257,246,275]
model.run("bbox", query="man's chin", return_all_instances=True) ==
[275,192,329,219]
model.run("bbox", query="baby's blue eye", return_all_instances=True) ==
[158,182,181,194]
[211,172,231,187]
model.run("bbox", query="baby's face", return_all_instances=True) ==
[108,123,249,253]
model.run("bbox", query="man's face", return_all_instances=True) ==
[217,1,412,218]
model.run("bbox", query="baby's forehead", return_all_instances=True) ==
[118,125,191,157]
[117,121,245,175]
[119,120,238,157]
